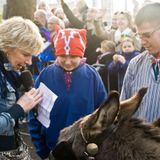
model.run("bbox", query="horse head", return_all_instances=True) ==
[52,88,160,160]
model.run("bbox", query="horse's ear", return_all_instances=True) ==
[118,88,147,121]
[82,91,120,136]
[96,91,120,127]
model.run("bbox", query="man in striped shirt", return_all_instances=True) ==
[120,3,160,122]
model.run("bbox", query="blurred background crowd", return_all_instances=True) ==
[0,0,158,93]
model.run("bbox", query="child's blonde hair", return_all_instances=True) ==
[101,40,116,53]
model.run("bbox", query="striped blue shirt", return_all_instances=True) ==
[120,51,160,122]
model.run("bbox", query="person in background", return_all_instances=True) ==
[120,3,160,123]
[110,11,119,30]
[93,40,116,92]
[60,0,102,65]
[105,11,119,32]
[47,15,62,38]
[30,9,53,80]
[28,28,107,160]
[0,16,43,159]
[108,37,140,92]
[94,11,141,51]
[53,7,68,28]
[95,40,116,65]
[75,0,88,22]
[34,9,50,41]
[37,0,53,19]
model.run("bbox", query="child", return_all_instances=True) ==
[94,40,116,92]
[28,28,107,159]
[108,37,140,91]
[96,40,116,65]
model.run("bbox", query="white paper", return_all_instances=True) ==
[37,82,58,128]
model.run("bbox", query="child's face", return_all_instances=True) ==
[122,41,135,53]
[57,55,82,71]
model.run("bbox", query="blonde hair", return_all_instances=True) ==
[0,16,44,54]
[118,11,134,29]
[101,40,116,52]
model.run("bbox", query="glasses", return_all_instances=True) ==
[137,25,160,39]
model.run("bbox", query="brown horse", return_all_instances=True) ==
[51,88,160,160]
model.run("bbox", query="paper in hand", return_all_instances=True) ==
[37,82,58,128]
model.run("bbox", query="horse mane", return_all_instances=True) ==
[129,118,160,142]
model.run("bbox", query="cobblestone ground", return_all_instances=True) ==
[19,123,41,160]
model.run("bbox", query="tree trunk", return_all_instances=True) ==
[5,0,36,20]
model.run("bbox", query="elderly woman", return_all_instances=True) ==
[0,16,43,159]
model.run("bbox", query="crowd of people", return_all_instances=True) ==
[0,0,160,159]
[30,0,143,93]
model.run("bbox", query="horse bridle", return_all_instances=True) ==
[52,122,119,160]
[80,122,119,160]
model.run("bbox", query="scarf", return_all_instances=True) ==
[151,52,160,81]
[55,58,86,90]
[114,27,132,44]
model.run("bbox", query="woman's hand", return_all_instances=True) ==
[17,88,43,112]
